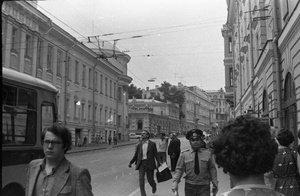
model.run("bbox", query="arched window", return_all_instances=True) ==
[283,73,297,148]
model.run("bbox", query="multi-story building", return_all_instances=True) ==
[128,98,180,136]
[207,88,231,129]
[178,84,216,133]
[2,1,132,145]
[222,0,300,147]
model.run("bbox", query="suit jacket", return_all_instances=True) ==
[26,157,93,196]
[168,138,181,157]
[130,140,160,170]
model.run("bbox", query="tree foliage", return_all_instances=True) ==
[158,81,185,108]
[128,84,142,99]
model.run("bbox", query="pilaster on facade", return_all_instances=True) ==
[223,0,300,148]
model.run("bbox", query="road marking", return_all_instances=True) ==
[127,186,142,196]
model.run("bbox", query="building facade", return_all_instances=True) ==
[128,98,180,136]
[2,1,132,145]
[222,0,300,148]
[179,85,216,133]
[207,88,232,129]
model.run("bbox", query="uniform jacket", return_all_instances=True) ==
[130,140,160,170]
[173,148,218,186]
[26,158,93,196]
[168,138,181,156]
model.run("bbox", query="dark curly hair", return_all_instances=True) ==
[276,128,294,147]
[212,115,278,177]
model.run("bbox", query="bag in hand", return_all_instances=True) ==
[156,167,172,183]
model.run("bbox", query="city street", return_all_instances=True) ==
[66,137,231,196]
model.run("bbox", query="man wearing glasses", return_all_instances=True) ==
[171,129,218,196]
[25,123,93,196]
[129,130,161,196]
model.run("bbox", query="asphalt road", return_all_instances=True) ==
[66,138,231,196]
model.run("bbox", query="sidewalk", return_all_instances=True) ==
[67,139,138,154]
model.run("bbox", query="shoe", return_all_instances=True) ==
[152,186,157,194]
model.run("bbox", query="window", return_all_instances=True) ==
[228,37,232,53]
[57,50,62,76]
[110,80,112,97]
[88,104,91,121]
[82,65,86,87]
[47,45,53,72]
[105,77,108,96]
[89,68,92,89]
[67,56,71,81]
[11,27,18,51]
[114,82,116,99]
[95,72,98,92]
[99,108,102,123]
[75,61,79,84]
[2,85,37,145]
[37,39,43,69]
[100,74,103,93]
[25,35,31,57]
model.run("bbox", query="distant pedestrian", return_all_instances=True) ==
[25,123,93,196]
[83,136,87,146]
[113,135,117,145]
[108,135,112,145]
[168,132,181,172]
[128,130,161,196]
[157,133,168,163]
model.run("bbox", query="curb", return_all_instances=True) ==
[67,142,136,154]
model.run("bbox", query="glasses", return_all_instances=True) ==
[43,140,63,146]
[191,138,201,142]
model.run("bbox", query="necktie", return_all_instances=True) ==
[194,150,200,175]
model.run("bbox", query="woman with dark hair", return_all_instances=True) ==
[270,128,300,196]
[212,115,283,196]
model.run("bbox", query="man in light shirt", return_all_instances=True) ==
[129,131,161,196]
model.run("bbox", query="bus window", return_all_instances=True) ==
[2,84,37,145]
[41,104,55,134]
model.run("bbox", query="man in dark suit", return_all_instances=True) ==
[129,130,161,196]
[25,123,93,196]
[168,132,181,172]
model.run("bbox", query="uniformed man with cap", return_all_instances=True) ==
[171,129,218,196]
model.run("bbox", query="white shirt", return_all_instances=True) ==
[142,140,148,160]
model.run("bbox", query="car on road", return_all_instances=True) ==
[129,133,141,139]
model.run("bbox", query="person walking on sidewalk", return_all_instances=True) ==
[128,130,161,196]
[25,123,93,196]
[108,135,112,145]
[172,129,218,196]
[157,133,168,163]
[168,132,181,172]
[113,135,118,145]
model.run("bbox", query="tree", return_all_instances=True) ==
[128,84,142,99]
[158,81,185,119]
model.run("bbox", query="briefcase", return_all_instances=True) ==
[156,167,172,183]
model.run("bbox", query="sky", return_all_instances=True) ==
[37,0,228,91]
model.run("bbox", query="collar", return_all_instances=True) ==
[39,157,69,174]
[142,140,149,144]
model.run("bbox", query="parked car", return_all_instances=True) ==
[129,133,141,139]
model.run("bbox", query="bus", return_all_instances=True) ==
[2,67,58,193]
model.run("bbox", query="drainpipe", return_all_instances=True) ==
[64,41,76,125]
[237,1,243,115]
[92,63,97,134]
[272,0,282,129]
[248,0,256,112]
